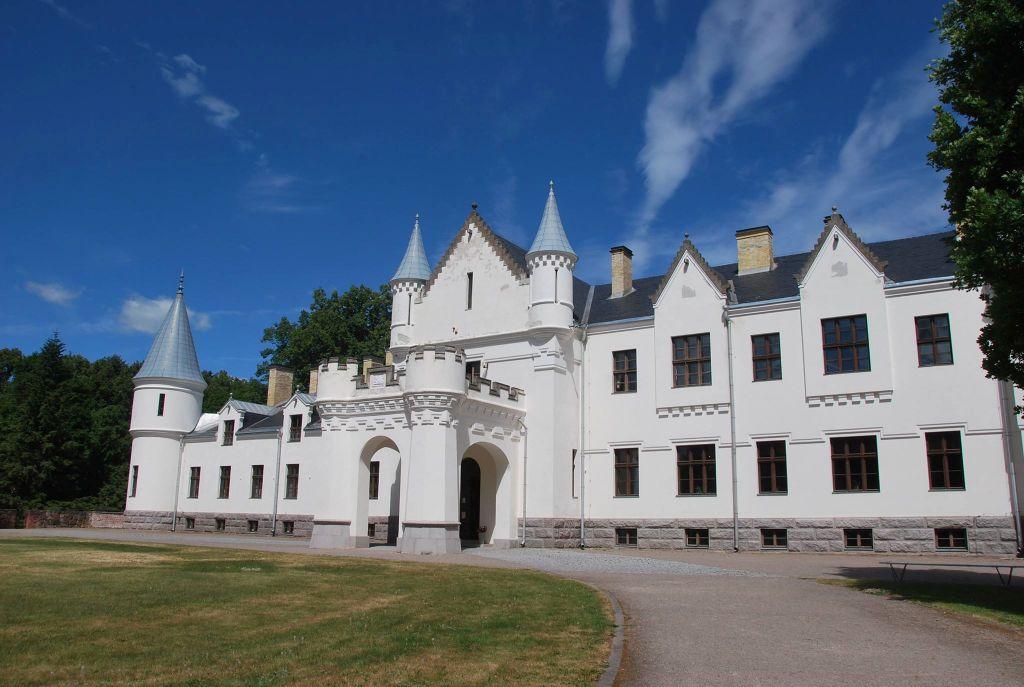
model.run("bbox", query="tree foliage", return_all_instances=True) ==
[202,371,268,414]
[929,0,1024,389]
[258,284,392,389]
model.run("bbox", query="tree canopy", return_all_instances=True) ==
[258,284,392,389]
[929,0,1024,389]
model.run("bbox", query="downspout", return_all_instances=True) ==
[578,326,588,548]
[724,291,739,552]
[997,379,1024,553]
[518,417,528,546]
[270,427,284,536]
[170,435,185,531]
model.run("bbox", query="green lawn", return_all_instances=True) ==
[0,538,612,687]
[822,578,1024,629]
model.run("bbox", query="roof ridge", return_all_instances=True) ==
[650,234,728,304]
[794,210,887,284]
[423,207,529,293]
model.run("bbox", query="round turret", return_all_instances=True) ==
[526,182,577,330]
[403,345,466,396]
[390,214,431,348]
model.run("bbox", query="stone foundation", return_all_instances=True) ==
[524,516,1020,555]
[368,516,399,545]
[124,510,313,537]
[398,521,461,554]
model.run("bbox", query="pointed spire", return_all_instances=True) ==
[528,180,575,256]
[391,214,431,282]
[135,276,205,386]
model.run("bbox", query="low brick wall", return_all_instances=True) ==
[524,516,1019,555]
[159,511,315,538]
[0,509,18,529]
[88,512,125,528]
[24,510,90,528]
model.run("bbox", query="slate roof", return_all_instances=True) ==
[527,182,576,256]
[392,215,432,282]
[237,411,283,435]
[135,284,205,386]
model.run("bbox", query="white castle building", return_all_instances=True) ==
[125,184,1024,555]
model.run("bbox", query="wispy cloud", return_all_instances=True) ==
[159,52,243,134]
[605,0,633,86]
[240,154,323,214]
[35,0,92,29]
[118,296,212,334]
[630,0,830,264]
[24,281,82,306]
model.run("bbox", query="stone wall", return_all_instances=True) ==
[123,510,174,530]
[169,511,314,537]
[524,516,1019,555]
[368,515,399,545]
[0,510,16,528]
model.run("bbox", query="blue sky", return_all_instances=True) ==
[1,0,949,378]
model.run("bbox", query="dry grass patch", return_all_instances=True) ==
[0,538,611,687]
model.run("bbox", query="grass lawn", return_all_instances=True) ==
[0,538,612,687]
[822,578,1024,629]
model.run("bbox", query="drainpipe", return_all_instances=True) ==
[723,302,739,552]
[270,427,284,536]
[518,417,528,546]
[578,327,588,548]
[170,435,185,531]
[997,379,1024,553]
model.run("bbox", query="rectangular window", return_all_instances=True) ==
[129,465,139,498]
[368,523,376,538]
[466,272,474,309]
[282,521,294,535]
[614,448,639,497]
[215,518,225,532]
[615,527,638,547]
[289,414,302,442]
[831,436,880,492]
[672,333,712,387]
[465,360,481,383]
[844,528,874,550]
[247,519,258,533]
[676,444,717,495]
[757,441,788,494]
[926,431,965,490]
[761,528,788,549]
[751,333,782,381]
[822,315,870,374]
[185,517,195,530]
[223,420,235,446]
[369,461,380,500]
[612,349,638,393]
[935,527,968,551]
[157,393,165,417]
[250,465,264,499]
[188,467,200,499]
[685,528,710,549]
[285,464,299,500]
[218,466,231,499]
[916,314,953,366]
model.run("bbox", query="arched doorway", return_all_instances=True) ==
[358,436,401,546]
[459,457,481,544]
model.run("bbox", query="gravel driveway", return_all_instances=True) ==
[470,547,762,576]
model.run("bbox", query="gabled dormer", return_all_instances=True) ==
[651,234,730,308]
[796,208,888,289]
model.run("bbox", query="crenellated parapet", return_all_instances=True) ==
[313,357,361,401]
[466,376,524,404]
[404,345,466,396]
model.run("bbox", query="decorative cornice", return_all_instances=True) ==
[806,390,893,408]
[656,402,730,419]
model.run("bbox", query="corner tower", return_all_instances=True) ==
[390,214,431,349]
[126,274,206,524]
[527,181,576,330]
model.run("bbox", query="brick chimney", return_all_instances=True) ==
[736,226,774,275]
[307,368,318,395]
[266,365,293,406]
[610,245,634,298]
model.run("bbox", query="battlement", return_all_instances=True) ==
[404,345,466,395]
[313,357,361,399]
[467,376,524,405]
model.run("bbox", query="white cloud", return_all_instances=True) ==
[161,67,203,97]
[119,296,212,334]
[196,95,240,129]
[636,0,830,229]
[172,53,206,73]
[24,281,81,306]
[605,0,633,86]
[240,154,321,214]
[158,53,244,136]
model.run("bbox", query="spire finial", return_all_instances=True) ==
[177,270,184,295]
[549,179,554,192]
[471,201,478,211]
[832,205,838,213]
[684,232,690,241]
[414,213,420,228]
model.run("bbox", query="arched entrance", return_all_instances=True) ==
[358,436,401,546]
[459,457,481,544]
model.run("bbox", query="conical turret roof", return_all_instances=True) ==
[135,275,205,386]
[391,214,431,281]
[528,181,575,257]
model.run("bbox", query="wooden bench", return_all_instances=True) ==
[881,560,1023,587]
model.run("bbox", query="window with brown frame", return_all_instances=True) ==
[761,528,787,549]
[369,461,380,500]
[757,441,787,494]
[250,465,264,499]
[685,528,710,548]
[831,436,879,492]
[751,333,782,381]
[844,528,873,550]
[289,414,302,442]
[672,333,712,387]
[916,314,953,366]
[821,315,870,374]
[222,420,235,446]
[614,448,639,497]
[218,466,231,499]
[129,465,139,498]
[926,431,965,490]
[188,466,200,499]
[615,527,638,547]
[612,349,637,393]
[935,527,967,551]
[676,444,717,495]
[285,464,299,500]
